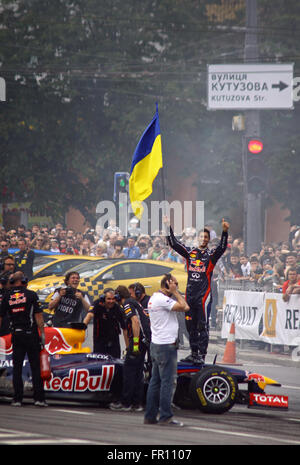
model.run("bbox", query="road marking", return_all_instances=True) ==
[53,409,94,415]
[188,426,300,445]
[0,427,105,445]
[282,384,300,391]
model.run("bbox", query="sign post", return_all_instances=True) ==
[207,63,294,110]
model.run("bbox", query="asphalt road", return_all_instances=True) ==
[0,360,299,448]
[1,332,299,449]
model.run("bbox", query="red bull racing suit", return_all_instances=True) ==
[167,226,228,360]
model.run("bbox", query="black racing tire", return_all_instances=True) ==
[189,366,238,414]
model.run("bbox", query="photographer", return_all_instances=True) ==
[49,271,91,328]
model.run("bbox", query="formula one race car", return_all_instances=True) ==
[0,327,289,413]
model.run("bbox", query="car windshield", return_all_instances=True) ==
[33,256,58,273]
[67,259,118,278]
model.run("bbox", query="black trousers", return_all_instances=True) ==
[93,339,121,359]
[12,331,45,403]
[121,346,146,407]
[185,297,212,356]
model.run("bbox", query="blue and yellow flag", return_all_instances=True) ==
[129,105,163,219]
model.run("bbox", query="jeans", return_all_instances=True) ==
[144,342,178,423]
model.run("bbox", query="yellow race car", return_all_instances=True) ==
[28,258,187,308]
[31,255,100,281]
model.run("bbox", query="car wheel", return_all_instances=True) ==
[189,366,238,414]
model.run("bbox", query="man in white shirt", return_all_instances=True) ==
[144,274,189,427]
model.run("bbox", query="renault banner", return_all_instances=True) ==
[221,290,300,346]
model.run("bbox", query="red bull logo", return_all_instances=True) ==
[44,365,115,392]
[247,373,265,383]
[189,259,206,273]
[9,292,26,305]
[44,327,72,355]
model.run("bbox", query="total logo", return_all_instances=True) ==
[44,365,115,392]
[249,393,288,410]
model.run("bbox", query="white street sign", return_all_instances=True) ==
[207,63,294,110]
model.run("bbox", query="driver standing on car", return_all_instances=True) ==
[0,271,46,407]
[164,216,229,365]
[48,271,91,328]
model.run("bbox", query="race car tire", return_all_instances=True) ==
[189,366,238,414]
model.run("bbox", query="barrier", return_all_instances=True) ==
[221,290,300,347]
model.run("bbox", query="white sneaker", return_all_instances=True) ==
[34,401,48,407]
[11,401,22,407]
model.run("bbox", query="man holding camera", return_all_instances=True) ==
[49,271,91,327]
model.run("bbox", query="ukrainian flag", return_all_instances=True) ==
[129,105,163,219]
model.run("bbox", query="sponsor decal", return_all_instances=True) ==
[247,373,265,383]
[249,393,288,409]
[44,365,115,392]
[45,328,72,354]
[262,299,277,338]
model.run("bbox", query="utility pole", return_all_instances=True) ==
[243,0,264,255]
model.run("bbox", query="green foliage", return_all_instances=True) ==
[0,0,299,226]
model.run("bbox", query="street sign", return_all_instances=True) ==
[207,63,294,110]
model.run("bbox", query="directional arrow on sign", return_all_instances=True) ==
[272,81,288,91]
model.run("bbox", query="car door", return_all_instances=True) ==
[96,261,173,295]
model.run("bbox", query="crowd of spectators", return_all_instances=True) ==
[1,220,300,293]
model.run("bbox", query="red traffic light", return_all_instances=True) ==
[248,139,263,154]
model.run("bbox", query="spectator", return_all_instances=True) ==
[137,241,149,259]
[111,240,125,259]
[0,240,10,260]
[284,252,298,278]
[128,217,141,237]
[282,268,300,302]
[156,245,169,261]
[95,241,108,258]
[227,250,243,279]
[123,237,141,259]
[65,237,79,255]
[249,256,263,282]
[257,259,274,287]
[59,240,67,253]
[272,263,285,287]
[79,239,92,256]
[240,254,250,278]
[50,239,61,253]
[147,239,163,260]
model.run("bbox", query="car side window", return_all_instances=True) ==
[35,260,85,278]
[144,264,173,277]
[100,262,146,281]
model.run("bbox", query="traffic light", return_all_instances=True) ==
[113,172,129,204]
[246,137,267,195]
